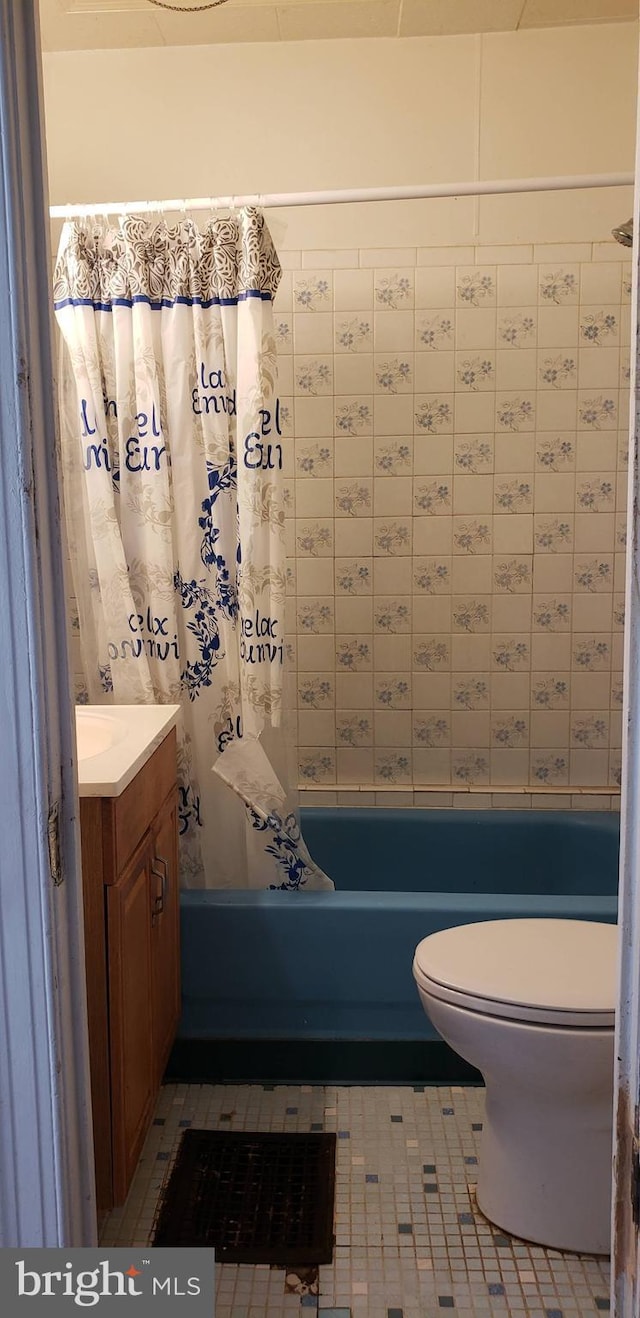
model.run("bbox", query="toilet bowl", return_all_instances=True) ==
[413,918,617,1255]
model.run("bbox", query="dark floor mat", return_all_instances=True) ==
[152,1129,336,1264]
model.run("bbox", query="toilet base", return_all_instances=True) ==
[417,990,614,1256]
[475,1082,612,1255]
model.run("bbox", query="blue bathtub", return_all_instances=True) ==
[178,809,619,1049]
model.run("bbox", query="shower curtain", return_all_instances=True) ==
[54,208,331,892]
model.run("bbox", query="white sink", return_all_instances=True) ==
[75,709,127,761]
[75,704,180,797]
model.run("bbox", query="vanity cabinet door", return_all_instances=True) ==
[106,835,155,1204]
[80,729,181,1208]
[150,792,181,1088]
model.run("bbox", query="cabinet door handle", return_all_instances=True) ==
[151,855,168,919]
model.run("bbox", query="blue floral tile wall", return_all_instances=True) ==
[281,243,630,802]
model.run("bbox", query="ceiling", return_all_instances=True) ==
[39,0,638,49]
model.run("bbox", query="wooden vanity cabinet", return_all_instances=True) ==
[79,727,180,1211]
[150,796,181,1089]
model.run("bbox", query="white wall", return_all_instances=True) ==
[42,22,638,249]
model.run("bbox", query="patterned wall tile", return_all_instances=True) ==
[287,243,631,797]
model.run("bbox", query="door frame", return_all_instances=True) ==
[612,47,640,1315]
[0,0,95,1247]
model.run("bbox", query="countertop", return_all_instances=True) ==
[75,704,181,798]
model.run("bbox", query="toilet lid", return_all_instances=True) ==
[413,919,617,1027]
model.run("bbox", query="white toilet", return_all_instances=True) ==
[413,918,617,1255]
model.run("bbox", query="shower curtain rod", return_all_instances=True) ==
[49,171,634,218]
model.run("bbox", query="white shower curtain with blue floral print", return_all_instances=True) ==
[54,209,332,891]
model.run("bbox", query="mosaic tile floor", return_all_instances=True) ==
[100,1083,611,1316]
